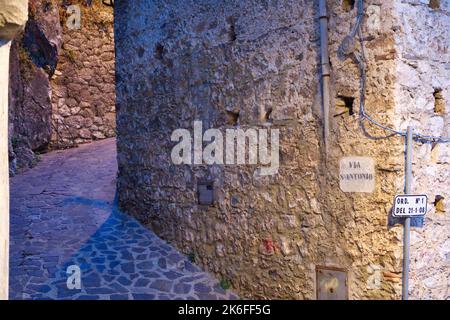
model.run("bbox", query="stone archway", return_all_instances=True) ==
[0,0,29,300]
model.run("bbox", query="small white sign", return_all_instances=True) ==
[339,157,375,193]
[392,195,428,217]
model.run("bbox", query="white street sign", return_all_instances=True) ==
[339,157,375,193]
[392,195,428,217]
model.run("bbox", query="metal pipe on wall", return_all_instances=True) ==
[402,126,414,300]
[319,0,331,155]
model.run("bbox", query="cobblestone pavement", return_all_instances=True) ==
[9,138,238,300]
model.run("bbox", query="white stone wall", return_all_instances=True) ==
[0,40,11,301]
[394,0,449,299]
[0,0,28,300]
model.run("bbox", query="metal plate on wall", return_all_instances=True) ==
[316,266,348,300]
[198,182,214,205]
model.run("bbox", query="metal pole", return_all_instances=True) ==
[402,126,413,300]
[319,0,330,155]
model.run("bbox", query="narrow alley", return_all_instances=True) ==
[9,139,237,300]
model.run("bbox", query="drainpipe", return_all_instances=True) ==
[319,0,331,155]
[0,0,28,300]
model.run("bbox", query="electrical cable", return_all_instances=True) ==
[347,0,450,143]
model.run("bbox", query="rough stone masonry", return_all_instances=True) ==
[51,0,115,149]
[115,0,449,299]
[8,0,116,174]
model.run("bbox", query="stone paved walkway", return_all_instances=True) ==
[9,138,237,300]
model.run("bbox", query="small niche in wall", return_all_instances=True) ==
[227,16,237,42]
[434,195,445,213]
[263,107,273,122]
[343,0,356,12]
[429,0,440,9]
[154,43,164,60]
[229,23,237,42]
[433,89,445,115]
[226,110,240,126]
[335,96,355,116]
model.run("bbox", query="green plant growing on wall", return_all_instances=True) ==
[95,17,110,33]
[30,154,41,168]
[18,44,36,82]
[219,279,231,290]
[65,49,78,64]
[11,136,22,149]
[187,251,196,263]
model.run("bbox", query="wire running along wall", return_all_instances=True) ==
[341,0,450,144]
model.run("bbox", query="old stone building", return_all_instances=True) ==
[115,0,449,300]
[8,0,115,173]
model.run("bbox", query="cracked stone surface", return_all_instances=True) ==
[9,138,238,300]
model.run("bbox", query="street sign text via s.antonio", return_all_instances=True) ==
[339,157,375,193]
[392,195,428,218]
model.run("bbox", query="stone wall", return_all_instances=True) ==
[324,0,405,299]
[8,0,61,174]
[51,1,115,148]
[115,0,448,299]
[393,0,450,300]
[8,0,116,173]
